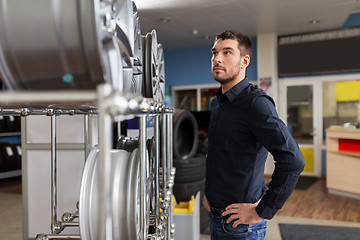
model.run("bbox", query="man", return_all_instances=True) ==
[203,30,305,239]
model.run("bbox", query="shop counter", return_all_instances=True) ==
[326,128,360,199]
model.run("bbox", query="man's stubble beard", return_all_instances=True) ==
[212,61,241,85]
[214,73,237,85]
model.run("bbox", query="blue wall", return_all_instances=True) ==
[343,12,360,28]
[164,38,257,86]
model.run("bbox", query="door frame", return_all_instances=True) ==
[279,79,322,177]
[279,73,360,177]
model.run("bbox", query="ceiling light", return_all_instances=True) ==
[310,19,320,24]
[160,17,170,23]
[192,29,199,35]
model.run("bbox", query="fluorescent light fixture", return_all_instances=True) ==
[133,0,219,10]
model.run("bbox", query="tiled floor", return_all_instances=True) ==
[0,192,22,239]
[2,176,360,240]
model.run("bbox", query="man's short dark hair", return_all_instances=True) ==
[215,30,252,57]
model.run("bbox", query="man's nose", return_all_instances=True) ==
[213,54,223,63]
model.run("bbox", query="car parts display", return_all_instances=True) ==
[0,1,175,240]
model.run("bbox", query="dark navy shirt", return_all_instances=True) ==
[205,78,305,220]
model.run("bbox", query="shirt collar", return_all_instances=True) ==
[216,77,249,102]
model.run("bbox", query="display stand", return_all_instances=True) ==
[0,87,175,240]
[173,192,200,240]
[326,128,360,199]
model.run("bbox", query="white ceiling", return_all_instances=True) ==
[133,0,360,50]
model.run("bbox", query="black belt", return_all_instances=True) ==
[210,207,224,218]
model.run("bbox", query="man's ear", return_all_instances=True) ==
[241,55,250,69]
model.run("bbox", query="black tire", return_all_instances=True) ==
[116,136,139,152]
[174,155,205,183]
[173,109,199,159]
[173,178,205,203]
[0,143,19,171]
[141,35,148,97]
[0,148,5,173]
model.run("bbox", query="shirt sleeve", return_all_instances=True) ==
[249,94,305,220]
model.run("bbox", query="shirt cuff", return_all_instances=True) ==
[255,201,279,220]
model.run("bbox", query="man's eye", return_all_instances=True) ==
[224,51,231,55]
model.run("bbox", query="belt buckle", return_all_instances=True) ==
[210,207,223,218]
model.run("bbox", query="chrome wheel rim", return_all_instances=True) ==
[79,146,150,239]
[143,30,166,102]
[0,0,135,90]
[131,2,143,95]
[155,43,166,102]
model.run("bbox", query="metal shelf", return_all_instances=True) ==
[0,91,97,110]
[0,169,21,179]
[0,132,21,137]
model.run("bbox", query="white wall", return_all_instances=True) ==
[22,115,90,238]
[257,33,278,175]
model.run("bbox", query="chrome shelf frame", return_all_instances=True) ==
[97,84,175,240]
[0,84,175,240]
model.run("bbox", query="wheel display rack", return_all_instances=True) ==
[0,88,175,240]
[0,0,175,239]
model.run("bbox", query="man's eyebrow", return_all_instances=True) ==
[211,47,234,52]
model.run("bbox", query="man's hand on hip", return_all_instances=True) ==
[222,201,263,227]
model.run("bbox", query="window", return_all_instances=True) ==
[323,80,360,142]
